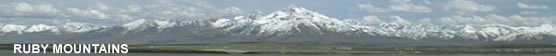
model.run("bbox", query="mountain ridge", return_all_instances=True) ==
[0,7,555,45]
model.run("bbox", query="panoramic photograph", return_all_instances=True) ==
[1,0,556,56]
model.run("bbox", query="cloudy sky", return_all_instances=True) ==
[0,0,554,26]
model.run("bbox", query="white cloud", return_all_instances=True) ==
[133,0,243,20]
[8,2,60,16]
[362,15,384,24]
[443,0,495,15]
[13,2,59,13]
[438,15,487,25]
[519,11,538,15]
[417,18,432,24]
[13,2,34,12]
[423,0,432,5]
[389,16,412,24]
[359,15,414,25]
[0,1,244,25]
[219,7,243,17]
[67,8,105,19]
[358,4,390,13]
[35,4,58,13]
[94,3,110,11]
[388,0,431,13]
[517,2,548,9]
[355,14,556,26]
[435,14,554,26]
[87,10,107,19]
[358,0,432,13]
[118,5,143,13]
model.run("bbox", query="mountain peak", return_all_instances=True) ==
[1,24,27,33]
[288,7,311,13]
[24,24,58,32]
[63,22,102,33]
[121,19,177,31]
[211,7,369,36]
[260,7,331,20]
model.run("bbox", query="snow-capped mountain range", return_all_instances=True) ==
[0,7,555,45]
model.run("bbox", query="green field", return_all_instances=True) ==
[1,43,556,54]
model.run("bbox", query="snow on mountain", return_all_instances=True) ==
[0,7,555,44]
[62,22,103,33]
[211,7,371,36]
[153,20,176,30]
[204,7,556,42]
[121,19,177,32]
[1,24,27,34]
[492,24,556,41]
[23,24,58,33]
[122,19,151,31]
[370,23,556,41]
